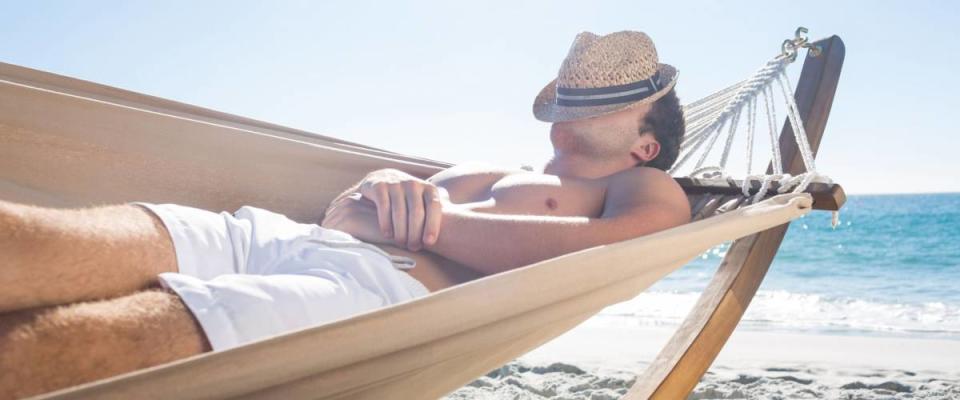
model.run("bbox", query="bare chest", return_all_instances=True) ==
[448,172,608,217]
[392,170,614,291]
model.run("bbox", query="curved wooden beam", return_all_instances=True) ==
[626,35,845,399]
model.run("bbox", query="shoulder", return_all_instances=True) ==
[427,162,526,182]
[608,165,674,183]
[606,166,682,195]
[604,167,691,223]
[427,162,527,203]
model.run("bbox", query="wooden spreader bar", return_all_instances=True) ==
[676,177,846,211]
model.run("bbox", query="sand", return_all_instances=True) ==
[444,322,960,399]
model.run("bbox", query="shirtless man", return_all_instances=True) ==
[0,30,688,398]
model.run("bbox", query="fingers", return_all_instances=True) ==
[374,185,393,238]
[422,187,442,247]
[361,183,393,238]
[388,185,408,248]
[358,174,442,251]
[405,184,426,251]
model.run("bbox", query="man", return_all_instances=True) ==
[0,30,689,398]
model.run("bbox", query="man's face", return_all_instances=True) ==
[549,103,657,163]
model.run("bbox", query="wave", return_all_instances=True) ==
[594,290,960,339]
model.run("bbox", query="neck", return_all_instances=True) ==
[542,153,634,179]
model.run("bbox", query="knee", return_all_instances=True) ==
[0,201,46,267]
[0,200,28,242]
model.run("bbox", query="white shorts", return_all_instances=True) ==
[134,203,431,351]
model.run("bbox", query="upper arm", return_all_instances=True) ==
[426,162,525,203]
[599,168,691,238]
[422,168,689,273]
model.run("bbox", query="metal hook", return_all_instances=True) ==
[780,26,822,62]
[781,39,799,62]
[794,27,810,44]
[796,27,823,58]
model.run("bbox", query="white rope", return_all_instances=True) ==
[718,103,744,170]
[762,85,783,175]
[745,96,757,175]
[776,71,818,173]
[674,48,832,204]
[683,79,746,110]
[673,58,788,172]
[671,117,723,173]
[693,118,728,170]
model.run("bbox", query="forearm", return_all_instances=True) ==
[320,168,426,224]
[320,180,364,223]
[423,208,608,275]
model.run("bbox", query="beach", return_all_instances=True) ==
[3,3,960,398]
[446,322,960,399]
[447,193,960,399]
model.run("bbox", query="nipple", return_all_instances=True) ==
[545,197,558,210]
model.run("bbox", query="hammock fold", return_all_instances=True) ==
[0,50,826,400]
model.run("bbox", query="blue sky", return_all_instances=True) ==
[2,1,958,194]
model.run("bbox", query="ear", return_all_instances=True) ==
[630,133,661,164]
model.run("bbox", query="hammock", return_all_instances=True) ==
[0,32,845,400]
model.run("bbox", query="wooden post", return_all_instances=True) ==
[626,36,845,399]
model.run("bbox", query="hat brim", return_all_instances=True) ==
[532,63,678,123]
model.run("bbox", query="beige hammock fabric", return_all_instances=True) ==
[0,62,811,399]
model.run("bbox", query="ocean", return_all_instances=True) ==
[596,192,960,340]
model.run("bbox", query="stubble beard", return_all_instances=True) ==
[551,124,634,161]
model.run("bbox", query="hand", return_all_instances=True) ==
[358,169,445,251]
[320,193,392,245]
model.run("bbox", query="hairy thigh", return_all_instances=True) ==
[0,201,177,310]
[0,289,210,399]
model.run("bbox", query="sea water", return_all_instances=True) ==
[596,192,960,339]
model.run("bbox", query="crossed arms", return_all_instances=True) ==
[322,167,691,276]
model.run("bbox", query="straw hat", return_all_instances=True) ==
[533,30,678,123]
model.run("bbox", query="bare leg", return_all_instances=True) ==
[0,200,177,312]
[0,288,211,399]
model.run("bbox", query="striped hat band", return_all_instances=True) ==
[555,71,662,107]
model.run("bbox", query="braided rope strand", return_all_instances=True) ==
[674,49,831,202]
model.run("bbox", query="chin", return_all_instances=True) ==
[548,124,567,145]
[549,124,587,152]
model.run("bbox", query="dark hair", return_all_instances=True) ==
[639,88,685,171]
